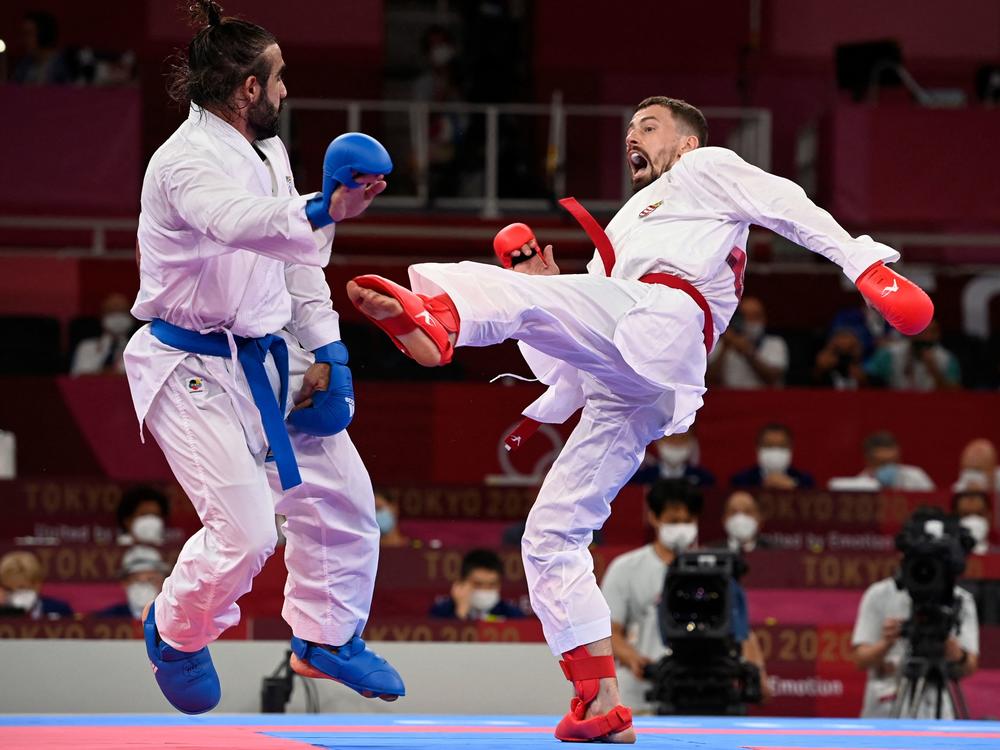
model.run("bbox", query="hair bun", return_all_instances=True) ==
[188,0,223,27]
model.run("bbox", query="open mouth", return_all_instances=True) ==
[628,150,649,177]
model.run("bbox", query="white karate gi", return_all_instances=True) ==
[409,146,900,656]
[124,106,378,652]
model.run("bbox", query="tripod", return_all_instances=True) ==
[889,653,969,719]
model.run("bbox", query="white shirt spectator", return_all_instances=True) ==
[851,465,936,492]
[852,578,978,718]
[601,544,669,712]
[866,340,960,391]
[708,334,788,389]
[70,332,129,375]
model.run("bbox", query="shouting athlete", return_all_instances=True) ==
[124,0,403,713]
[346,96,932,742]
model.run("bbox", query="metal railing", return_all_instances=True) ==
[278,98,772,218]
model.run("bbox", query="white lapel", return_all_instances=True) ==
[190,105,273,196]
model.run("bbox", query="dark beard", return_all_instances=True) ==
[248,94,281,140]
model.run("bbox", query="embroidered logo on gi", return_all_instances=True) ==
[638,199,663,218]
[285,175,294,192]
[187,377,204,394]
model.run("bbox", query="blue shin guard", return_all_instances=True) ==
[144,601,221,714]
[291,635,405,698]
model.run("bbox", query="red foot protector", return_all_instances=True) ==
[554,645,633,742]
[494,222,539,268]
[855,261,934,336]
[350,275,459,365]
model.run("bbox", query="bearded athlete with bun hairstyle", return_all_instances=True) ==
[124,0,403,714]
[347,96,932,742]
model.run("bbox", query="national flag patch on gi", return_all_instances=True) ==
[186,377,204,394]
[639,199,663,218]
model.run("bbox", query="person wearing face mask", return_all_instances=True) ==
[374,491,411,548]
[97,546,170,620]
[0,550,72,619]
[429,549,525,620]
[953,438,1000,494]
[116,485,171,546]
[70,292,137,376]
[706,296,788,390]
[853,431,934,491]
[629,430,715,487]
[952,490,1000,626]
[709,491,770,554]
[865,319,960,391]
[600,480,765,713]
[730,423,814,491]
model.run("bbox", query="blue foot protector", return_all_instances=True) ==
[291,635,406,698]
[144,601,221,714]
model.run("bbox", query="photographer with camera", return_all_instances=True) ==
[601,479,767,713]
[851,507,979,719]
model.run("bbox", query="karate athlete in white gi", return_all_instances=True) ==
[124,1,403,714]
[346,96,934,742]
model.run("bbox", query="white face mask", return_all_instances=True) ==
[103,312,133,337]
[658,522,698,552]
[657,443,691,468]
[131,515,165,545]
[725,513,759,543]
[743,321,765,341]
[126,582,159,618]
[758,446,791,475]
[960,515,990,552]
[956,469,990,491]
[8,588,38,612]
[470,589,500,613]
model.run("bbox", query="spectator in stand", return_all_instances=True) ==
[116,485,170,546]
[730,423,814,490]
[0,427,15,479]
[601,479,768,712]
[629,429,715,487]
[429,549,525,620]
[865,319,960,391]
[953,438,1000,494]
[375,491,411,548]
[813,328,868,390]
[70,293,137,376]
[706,296,788,389]
[12,11,71,85]
[851,508,978,718]
[0,550,72,619]
[711,490,770,553]
[829,302,891,359]
[850,431,935,491]
[96,546,170,619]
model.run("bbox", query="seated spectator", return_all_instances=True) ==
[70,293,136,376]
[0,427,14,479]
[848,431,935,491]
[96,546,169,619]
[851,508,978,718]
[0,550,72,619]
[953,438,1000,493]
[601,480,768,712]
[730,423,814,490]
[829,302,891,359]
[813,328,868,390]
[706,296,788,389]
[865,320,960,391]
[954,490,994,556]
[375,491,411,548]
[630,430,715,487]
[116,485,170,546]
[12,11,71,85]
[429,549,524,620]
[711,490,770,553]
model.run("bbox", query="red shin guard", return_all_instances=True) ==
[349,275,459,365]
[554,646,633,742]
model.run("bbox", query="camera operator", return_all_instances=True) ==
[851,507,979,718]
[601,479,767,712]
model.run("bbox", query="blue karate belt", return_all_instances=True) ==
[150,319,301,490]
